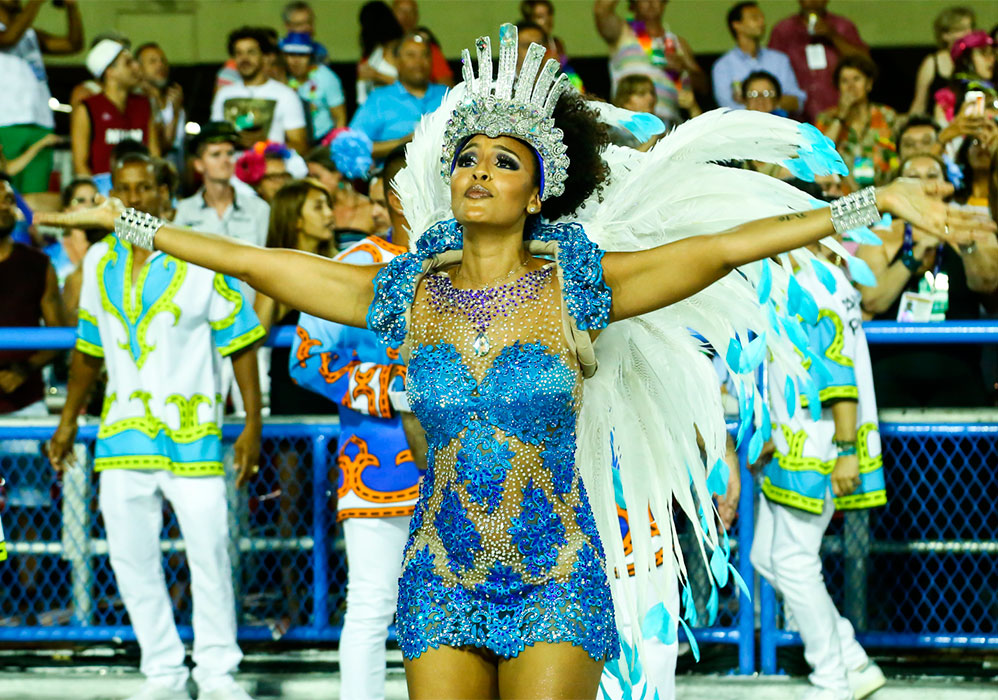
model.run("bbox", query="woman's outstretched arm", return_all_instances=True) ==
[35,200,380,329]
[603,180,996,322]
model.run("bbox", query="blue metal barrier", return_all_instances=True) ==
[758,322,998,674]
[3,324,994,675]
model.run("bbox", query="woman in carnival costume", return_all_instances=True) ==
[39,24,991,700]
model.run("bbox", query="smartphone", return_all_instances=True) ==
[964,90,985,117]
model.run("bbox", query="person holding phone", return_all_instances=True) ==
[0,0,84,193]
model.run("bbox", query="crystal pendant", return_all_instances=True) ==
[472,332,491,357]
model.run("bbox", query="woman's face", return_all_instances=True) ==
[449,135,541,230]
[66,183,98,212]
[622,86,656,114]
[744,78,779,113]
[969,46,995,80]
[942,17,973,48]
[837,67,871,102]
[297,188,335,243]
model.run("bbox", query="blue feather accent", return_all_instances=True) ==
[784,376,797,419]
[612,467,627,509]
[728,563,751,599]
[847,255,877,286]
[787,275,804,316]
[748,428,763,464]
[707,457,729,497]
[621,112,666,142]
[710,545,730,587]
[744,333,768,372]
[682,584,698,626]
[780,315,809,351]
[726,337,743,373]
[846,226,884,246]
[330,129,374,179]
[761,401,772,440]
[796,284,820,325]
[677,617,701,662]
[706,585,719,626]
[810,259,838,294]
[757,259,772,304]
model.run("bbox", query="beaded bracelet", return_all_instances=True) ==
[834,438,858,457]
[114,208,164,251]
[829,187,880,236]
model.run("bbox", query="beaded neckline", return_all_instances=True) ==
[426,265,555,357]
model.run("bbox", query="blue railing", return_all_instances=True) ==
[1,324,995,675]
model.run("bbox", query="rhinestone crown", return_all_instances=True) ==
[441,23,571,201]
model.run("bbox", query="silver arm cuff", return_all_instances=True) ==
[829,187,880,235]
[114,208,164,250]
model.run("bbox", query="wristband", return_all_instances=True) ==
[114,208,163,251]
[900,249,921,272]
[829,187,880,235]
[834,438,857,457]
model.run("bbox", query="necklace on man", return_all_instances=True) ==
[427,262,552,357]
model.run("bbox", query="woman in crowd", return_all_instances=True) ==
[909,6,976,116]
[934,30,996,125]
[816,55,899,193]
[356,1,402,105]
[58,177,100,324]
[38,25,990,700]
[856,154,998,407]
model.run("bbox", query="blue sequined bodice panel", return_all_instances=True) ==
[366,221,617,662]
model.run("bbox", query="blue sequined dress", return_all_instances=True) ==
[367,219,620,661]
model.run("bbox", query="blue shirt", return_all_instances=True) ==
[290,64,345,141]
[350,81,447,144]
[711,46,805,111]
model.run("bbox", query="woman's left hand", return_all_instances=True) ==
[877,178,996,246]
[35,196,123,232]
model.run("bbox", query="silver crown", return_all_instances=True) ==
[440,23,571,201]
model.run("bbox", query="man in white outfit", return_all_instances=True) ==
[48,153,265,700]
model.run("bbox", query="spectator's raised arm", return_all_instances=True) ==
[35,0,84,55]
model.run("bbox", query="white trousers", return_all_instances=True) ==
[339,515,411,700]
[99,469,242,693]
[750,490,868,693]
[600,575,679,700]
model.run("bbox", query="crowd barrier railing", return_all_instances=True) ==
[2,324,994,675]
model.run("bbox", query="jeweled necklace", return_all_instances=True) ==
[427,264,553,357]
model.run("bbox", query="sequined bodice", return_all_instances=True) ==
[405,265,601,585]
[365,218,618,661]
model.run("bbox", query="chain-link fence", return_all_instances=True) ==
[0,420,342,642]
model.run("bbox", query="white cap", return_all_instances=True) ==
[86,39,125,79]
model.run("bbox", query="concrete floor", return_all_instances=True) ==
[2,648,996,700]
[3,662,997,700]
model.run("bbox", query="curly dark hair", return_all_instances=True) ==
[537,92,610,221]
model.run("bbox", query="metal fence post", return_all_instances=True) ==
[63,442,92,626]
[310,427,332,634]
[737,441,755,675]
[843,510,870,630]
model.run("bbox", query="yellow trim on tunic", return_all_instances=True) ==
[75,337,104,358]
[217,324,266,357]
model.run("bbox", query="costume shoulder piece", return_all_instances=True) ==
[366,252,424,349]
[529,220,612,332]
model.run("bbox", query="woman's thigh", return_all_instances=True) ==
[404,645,499,700]
[498,642,605,700]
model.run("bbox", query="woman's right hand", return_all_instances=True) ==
[34,196,123,232]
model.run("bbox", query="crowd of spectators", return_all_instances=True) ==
[2,0,998,413]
